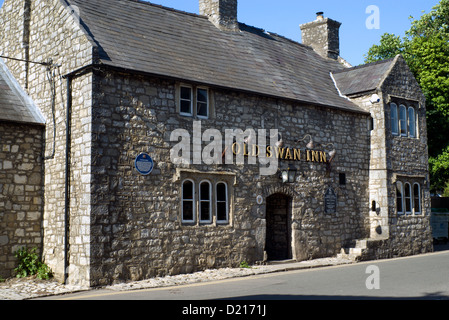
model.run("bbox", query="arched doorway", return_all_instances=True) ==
[265,193,292,261]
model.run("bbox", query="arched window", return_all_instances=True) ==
[396,182,404,215]
[216,182,229,223]
[399,104,407,136]
[390,103,399,135]
[182,180,195,223]
[404,182,412,214]
[413,183,421,215]
[199,180,212,223]
[408,107,416,138]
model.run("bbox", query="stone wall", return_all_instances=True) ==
[89,69,371,286]
[0,122,44,278]
[0,0,95,286]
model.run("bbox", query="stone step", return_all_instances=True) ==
[337,239,369,261]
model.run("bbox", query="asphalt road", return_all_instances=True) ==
[47,250,449,301]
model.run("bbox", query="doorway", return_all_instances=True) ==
[265,193,292,261]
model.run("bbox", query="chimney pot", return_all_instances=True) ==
[316,12,324,20]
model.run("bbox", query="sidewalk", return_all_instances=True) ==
[0,256,354,300]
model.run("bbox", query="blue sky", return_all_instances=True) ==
[0,0,441,65]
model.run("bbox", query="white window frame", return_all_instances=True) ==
[396,181,404,215]
[408,107,416,138]
[391,103,399,136]
[413,183,421,215]
[179,85,193,117]
[404,182,412,215]
[181,179,195,223]
[196,87,209,119]
[399,104,408,137]
[199,180,212,224]
[215,182,229,224]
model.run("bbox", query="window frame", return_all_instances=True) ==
[196,87,209,119]
[179,85,193,117]
[181,179,196,223]
[199,180,213,224]
[404,182,412,215]
[215,182,229,224]
[408,106,416,138]
[413,183,421,215]
[399,104,408,137]
[391,103,399,136]
[396,181,404,215]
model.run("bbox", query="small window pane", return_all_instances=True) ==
[414,184,421,214]
[183,201,194,221]
[181,87,192,100]
[197,88,208,118]
[200,181,211,222]
[405,183,412,214]
[408,107,416,138]
[182,180,194,222]
[396,182,403,214]
[180,87,192,115]
[216,183,228,222]
[399,105,407,136]
[183,180,193,199]
[391,103,398,135]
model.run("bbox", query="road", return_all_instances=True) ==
[41,250,449,301]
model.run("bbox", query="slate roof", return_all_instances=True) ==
[66,0,369,114]
[332,58,395,96]
[0,58,45,125]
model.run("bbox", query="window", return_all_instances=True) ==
[413,183,421,215]
[391,103,399,135]
[179,85,209,118]
[182,180,195,223]
[199,181,212,223]
[216,182,229,223]
[396,182,404,215]
[196,88,209,118]
[408,107,416,138]
[180,86,193,116]
[399,104,407,136]
[404,182,412,214]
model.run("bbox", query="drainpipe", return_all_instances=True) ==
[64,75,72,284]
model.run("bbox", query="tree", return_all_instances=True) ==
[364,0,449,193]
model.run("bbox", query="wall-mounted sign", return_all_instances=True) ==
[324,187,337,214]
[256,195,263,205]
[135,153,154,175]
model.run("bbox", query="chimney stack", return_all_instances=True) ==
[300,12,341,60]
[199,0,238,31]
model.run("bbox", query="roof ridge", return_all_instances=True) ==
[333,56,396,74]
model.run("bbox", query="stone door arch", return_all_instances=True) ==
[265,193,292,261]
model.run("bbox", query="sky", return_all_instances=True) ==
[0,0,441,66]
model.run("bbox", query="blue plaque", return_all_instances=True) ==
[135,153,154,175]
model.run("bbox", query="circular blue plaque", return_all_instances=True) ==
[135,153,154,175]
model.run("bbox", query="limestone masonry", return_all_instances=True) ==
[0,0,432,287]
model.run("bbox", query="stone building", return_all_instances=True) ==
[0,0,433,287]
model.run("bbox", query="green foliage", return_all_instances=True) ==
[365,0,449,192]
[239,261,251,269]
[14,247,53,280]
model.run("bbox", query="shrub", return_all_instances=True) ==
[14,247,53,280]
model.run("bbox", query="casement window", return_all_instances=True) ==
[413,183,421,215]
[399,104,408,137]
[178,85,209,119]
[408,107,416,138]
[180,176,231,225]
[396,181,404,215]
[391,103,399,135]
[182,179,195,223]
[404,182,412,214]
[196,88,209,118]
[180,86,193,116]
[391,102,418,138]
[199,180,212,223]
[216,182,229,223]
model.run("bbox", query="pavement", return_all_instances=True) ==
[0,256,354,300]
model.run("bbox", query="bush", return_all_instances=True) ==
[14,247,53,280]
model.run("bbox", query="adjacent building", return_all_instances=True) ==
[0,0,433,287]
